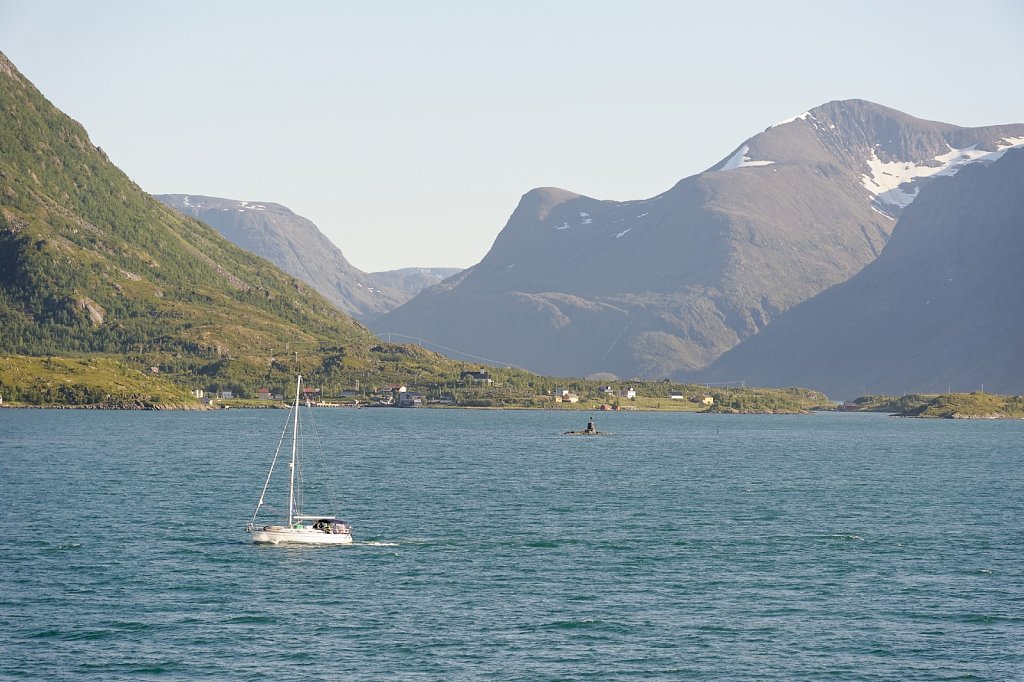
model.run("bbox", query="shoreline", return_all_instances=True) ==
[0,402,812,415]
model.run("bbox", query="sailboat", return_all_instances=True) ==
[247,375,353,545]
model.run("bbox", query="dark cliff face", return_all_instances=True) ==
[699,147,1024,398]
[375,100,1024,379]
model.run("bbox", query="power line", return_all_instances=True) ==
[375,332,529,370]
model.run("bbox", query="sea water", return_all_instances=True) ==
[1,408,1021,680]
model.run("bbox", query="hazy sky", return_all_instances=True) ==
[2,1,1022,272]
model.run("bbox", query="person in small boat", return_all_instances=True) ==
[585,417,596,433]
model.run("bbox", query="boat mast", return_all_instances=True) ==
[288,374,301,527]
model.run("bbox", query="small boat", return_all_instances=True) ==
[247,375,352,545]
[564,418,608,436]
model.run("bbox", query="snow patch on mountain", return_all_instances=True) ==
[614,228,632,238]
[720,145,775,171]
[862,136,1024,207]
[771,111,812,127]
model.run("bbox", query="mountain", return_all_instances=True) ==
[155,194,457,320]
[696,147,1024,399]
[374,100,1024,379]
[370,267,462,296]
[0,49,456,395]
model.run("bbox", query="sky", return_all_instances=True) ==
[1,1,1022,272]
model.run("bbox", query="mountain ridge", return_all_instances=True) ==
[155,194,459,321]
[375,99,1024,378]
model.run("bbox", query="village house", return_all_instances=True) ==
[257,387,272,400]
[669,391,686,400]
[555,392,579,404]
[220,390,233,399]
[690,394,715,405]
[599,385,615,395]
[370,384,407,405]
[619,387,637,400]
[460,369,493,385]
[397,391,423,408]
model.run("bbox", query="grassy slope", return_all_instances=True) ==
[0,355,199,408]
[847,393,1024,419]
[0,50,480,400]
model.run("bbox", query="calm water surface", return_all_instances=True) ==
[1,408,1022,680]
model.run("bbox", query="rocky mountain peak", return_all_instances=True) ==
[377,99,1024,380]
[715,99,1024,218]
[516,187,583,221]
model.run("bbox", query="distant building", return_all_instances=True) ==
[669,391,686,400]
[149,366,159,374]
[619,387,636,400]
[257,387,272,400]
[397,392,423,408]
[555,392,579,404]
[599,385,615,395]
[220,390,233,399]
[460,369,493,385]
[192,389,205,399]
[690,394,714,405]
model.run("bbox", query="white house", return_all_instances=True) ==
[619,387,636,400]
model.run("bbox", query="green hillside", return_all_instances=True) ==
[0,50,468,399]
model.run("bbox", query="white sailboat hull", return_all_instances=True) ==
[250,526,353,545]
